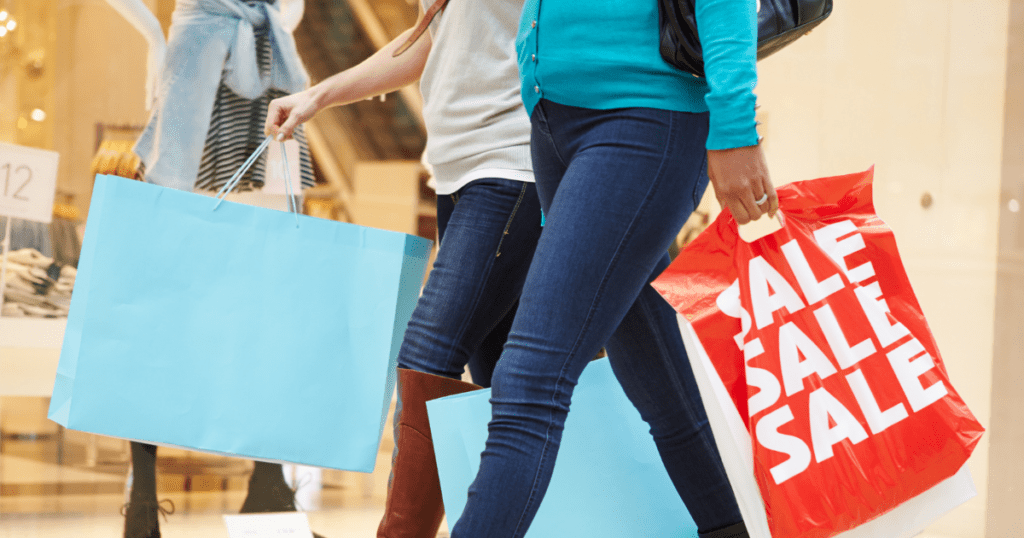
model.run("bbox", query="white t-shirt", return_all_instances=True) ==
[418,0,534,195]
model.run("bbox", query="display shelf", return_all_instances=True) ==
[0,317,66,349]
[0,316,65,397]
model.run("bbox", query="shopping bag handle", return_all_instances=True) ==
[213,135,272,205]
[279,137,300,225]
[213,135,301,227]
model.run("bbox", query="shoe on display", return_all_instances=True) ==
[239,462,326,538]
[121,499,175,538]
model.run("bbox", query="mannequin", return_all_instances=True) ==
[107,0,314,195]
[102,1,319,537]
[103,0,304,112]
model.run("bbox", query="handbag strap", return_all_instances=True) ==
[393,0,450,57]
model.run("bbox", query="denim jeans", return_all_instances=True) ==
[450,100,742,537]
[396,178,542,385]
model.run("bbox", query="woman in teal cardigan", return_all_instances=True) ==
[447,1,777,537]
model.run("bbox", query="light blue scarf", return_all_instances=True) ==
[134,0,309,191]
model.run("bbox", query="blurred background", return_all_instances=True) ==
[0,0,1020,537]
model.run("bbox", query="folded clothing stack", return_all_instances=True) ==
[1,248,75,318]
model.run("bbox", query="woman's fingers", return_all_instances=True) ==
[264,98,291,139]
[265,93,314,141]
[277,109,305,141]
[706,144,775,225]
[762,175,779,218]
[728,198,753,225]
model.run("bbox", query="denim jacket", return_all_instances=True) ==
[134,0,309,191]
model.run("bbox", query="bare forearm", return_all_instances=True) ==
[308,27,430,111]
[267,26,431,140]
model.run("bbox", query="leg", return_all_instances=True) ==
[604,254,743,533]
[379,179,542,538]
[451,101,738,537]
[124,442,168,538]
[397,179,542,377]
[431,190,525,389]
[379,369,483,538]
[466,304,517,388]
[240,461,296,513]
[241,462,329,538]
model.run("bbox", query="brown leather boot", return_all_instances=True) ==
[377,368,482,538]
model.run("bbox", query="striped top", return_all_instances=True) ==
[193,0,315,193]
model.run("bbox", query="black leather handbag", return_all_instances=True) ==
[658,0,833,77]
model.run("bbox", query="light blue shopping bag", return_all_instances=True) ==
[427,358,699,537]
[48,174,431,472]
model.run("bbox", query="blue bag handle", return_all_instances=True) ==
[213,135,300,227]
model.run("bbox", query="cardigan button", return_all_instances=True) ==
[531,54,537,62]
[531,20,537,28]
[534,85,540,93]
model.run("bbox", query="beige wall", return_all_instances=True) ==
[986,0,1024,535]
[349,160,423,236]
[53,0,157,216]
[756,1,1014,536]
[1,1,58,150]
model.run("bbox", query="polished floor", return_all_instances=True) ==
[0,396,444,538]
[0,436,443,538]
[0,396,951,538]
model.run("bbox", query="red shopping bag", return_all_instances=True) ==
[653,168,983,538]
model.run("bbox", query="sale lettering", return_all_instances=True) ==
[718,220,947,484]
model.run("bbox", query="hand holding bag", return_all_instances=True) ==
[659,0,833,77]
[652,168,984,538]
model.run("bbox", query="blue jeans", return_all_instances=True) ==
[396,178,542,385]
[450,100,742,537]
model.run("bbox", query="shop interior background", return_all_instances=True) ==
[0,0,1021,536]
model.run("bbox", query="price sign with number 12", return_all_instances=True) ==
[0,142,60,224]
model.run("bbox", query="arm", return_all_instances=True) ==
[104,0,166,110]
[696,0,778,224]
[266,26,432,140]
[279,0,304,33]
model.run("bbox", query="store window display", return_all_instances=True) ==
[0,201,81,318]
[101,1,319,537]
[106,0,315,195]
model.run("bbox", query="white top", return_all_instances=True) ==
[418,0,534,195]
